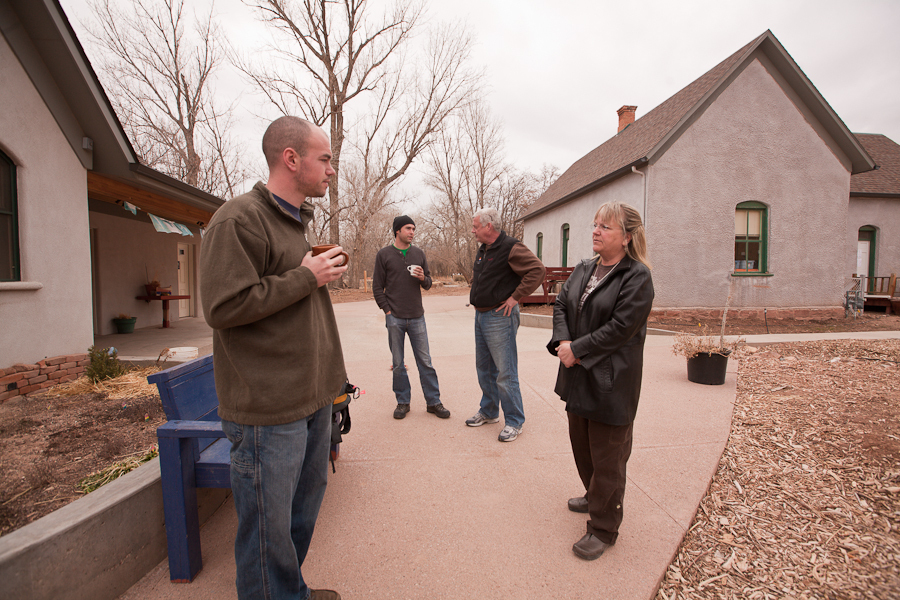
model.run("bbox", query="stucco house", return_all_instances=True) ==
[1,0,223,372]
[521,30,880,317]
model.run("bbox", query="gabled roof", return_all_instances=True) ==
[523,30,876,221]
[1,0,223,225]
[851,134,900,198]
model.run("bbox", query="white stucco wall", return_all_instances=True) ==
[648,57,851,309]
[0,35,94,366]
[523,173,644,267]
[88,208,201,335]
[848,197,900,279]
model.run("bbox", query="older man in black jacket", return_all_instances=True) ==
[465,207,545,442]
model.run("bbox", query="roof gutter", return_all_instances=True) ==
[849,192,900,199]
[521,157,649,222]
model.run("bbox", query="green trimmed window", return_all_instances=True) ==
[536,232,543,261]
[561,223,569,267]
[734,202,767,273]
[1,149,19,282]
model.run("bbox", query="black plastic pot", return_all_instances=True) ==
[686,351,730,385]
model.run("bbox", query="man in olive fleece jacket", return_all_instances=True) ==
[200,117,345,600]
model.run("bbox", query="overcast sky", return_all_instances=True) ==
[59,0,900,194]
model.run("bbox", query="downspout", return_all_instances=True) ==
[631,166,647,227]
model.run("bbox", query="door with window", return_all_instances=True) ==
[857,226,876,290]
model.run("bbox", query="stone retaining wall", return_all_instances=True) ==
[0,353,89,404]
[0,458,229,600]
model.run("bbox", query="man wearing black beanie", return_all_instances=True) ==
[373,216,450,420]
[392,215,415,236]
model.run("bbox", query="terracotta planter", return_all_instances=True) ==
[686,351,730,385]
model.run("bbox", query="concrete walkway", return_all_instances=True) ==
[107,298,899,600]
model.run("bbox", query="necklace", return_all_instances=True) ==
[580,259,621,307]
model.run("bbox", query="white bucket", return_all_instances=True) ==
[167,346,199,361]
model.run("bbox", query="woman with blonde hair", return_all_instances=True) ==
[547,201,654,560]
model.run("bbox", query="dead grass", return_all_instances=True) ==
[37,366,161,401]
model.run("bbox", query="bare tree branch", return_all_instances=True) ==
[85,0,247,197]
[237,0,481,258]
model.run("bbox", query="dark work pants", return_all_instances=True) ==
[567,413,634,545]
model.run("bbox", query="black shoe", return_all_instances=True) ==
[427,403,451,418]
[572,533,611,560]
[393,404,410,419]
[568,496,589,513]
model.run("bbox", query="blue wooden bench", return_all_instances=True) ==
[149,354,228,583]
[150,355,356,582]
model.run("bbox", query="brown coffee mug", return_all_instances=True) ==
[311,244,349,267]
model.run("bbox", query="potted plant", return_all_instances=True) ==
[671,293,745,385]
[112,313,138,334]
[145,266,161,296]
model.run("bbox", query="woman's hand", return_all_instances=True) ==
[557,341,580,368]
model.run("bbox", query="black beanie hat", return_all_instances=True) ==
[392,215,415,235]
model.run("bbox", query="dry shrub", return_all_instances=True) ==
[672,324,746,359]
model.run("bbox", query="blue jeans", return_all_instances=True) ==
[474,305,524,428]
[222,404,331,600]
[386,314,441,405]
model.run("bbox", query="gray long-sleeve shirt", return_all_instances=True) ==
[372,245,432,318]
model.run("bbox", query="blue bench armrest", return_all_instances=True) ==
[157,420,227,438]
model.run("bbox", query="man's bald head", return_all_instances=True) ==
[262,116,315,167]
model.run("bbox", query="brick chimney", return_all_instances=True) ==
[617,105,637,132]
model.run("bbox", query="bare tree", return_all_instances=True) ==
[238,0,481,246]
[86,0,246,197]
[337,156,402,288]
[422,98,504,278]
[421,126,476,280]
[496,163,560,240]
[424,99,560,276]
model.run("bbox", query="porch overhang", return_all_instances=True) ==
[88,172,217,228]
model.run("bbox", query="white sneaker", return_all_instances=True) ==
[498,425,522,442]
[465,412,500,427]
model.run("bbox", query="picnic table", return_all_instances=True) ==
[520,267,574,305]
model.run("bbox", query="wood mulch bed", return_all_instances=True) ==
[657,339,900,599]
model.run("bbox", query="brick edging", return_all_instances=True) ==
[0,353,89,403]
[650,307,844,320]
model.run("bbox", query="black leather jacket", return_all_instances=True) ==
[547,255,654,425]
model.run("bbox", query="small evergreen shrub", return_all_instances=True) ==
[85,345,127,383]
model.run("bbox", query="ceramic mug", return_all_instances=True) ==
[407,265,421,276]
[311,244,349,267]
